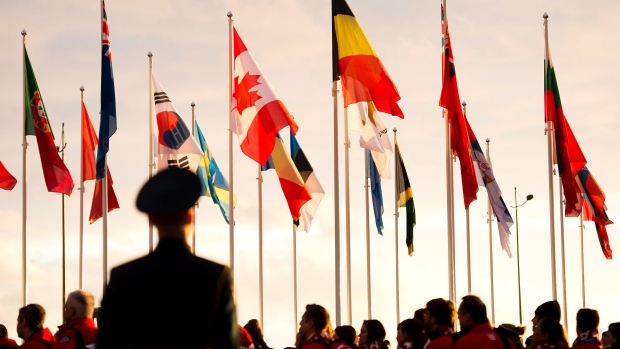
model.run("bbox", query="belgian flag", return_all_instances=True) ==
[332,0,403,118]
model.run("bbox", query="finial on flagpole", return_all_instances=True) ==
[462,101,466,107]
[393,127,397,132]
[147,51,153,58]
[227,11,233,18]
[486,138,490,143]
[80,86,85,92]
[21,29,27,36]
[191,101,195,107]
[543,12,549,19]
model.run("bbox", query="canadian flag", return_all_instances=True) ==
[231,27,298,166]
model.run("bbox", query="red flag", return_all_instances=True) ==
[82,102,98,182]
[578,167,613,259]
[89,167,119,224]
[0,161,17,191]
[438,6,478,209]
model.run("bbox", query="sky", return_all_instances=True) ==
[1,1,620,348]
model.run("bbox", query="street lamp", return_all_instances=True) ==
[511,188,533,325]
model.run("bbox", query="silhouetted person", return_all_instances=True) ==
[333,325,357,349]
[244,319,270,349]
[396,319,427,349]
[54,290,98,349]
[453,295,504,349]
[359,320,389,349]
[424,298,455,349]
[97,168,238,349]
[602,323,620,349]
[298,304,334,349]
[530,317,568,349]
[572,309,602,349]
[496,324,526,349]
[527,301,563,349]
[16,304,56,348]
[0,324,18,349]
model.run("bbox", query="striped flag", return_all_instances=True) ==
[395,140,415,255]
[291,131,324,232]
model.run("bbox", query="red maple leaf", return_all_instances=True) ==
[233,72,262,115]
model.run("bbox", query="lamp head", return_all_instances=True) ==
[526,194,534,201]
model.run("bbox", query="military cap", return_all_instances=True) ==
[136,167,200,215]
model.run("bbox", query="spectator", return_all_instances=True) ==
[396,319,427,349]
[333,325,357,349]
[602,323,619,349]
[572,309,602,349]
[359,320,389,349]
[239,325,254,349]
[413,309,428,324]
[496,324,526,349]
[54,290,98,349]
[530,317,568,349]
[245,319,270,349]
[424,298,455,349]
[527,301,562,349]
[16,304,56,349]
[298,304,334,349]
[0,324,18,349]
[453,295,504,349]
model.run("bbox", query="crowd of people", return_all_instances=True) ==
[1,169,619,349]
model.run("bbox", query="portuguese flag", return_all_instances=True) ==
[24,46,74,196]
[395,140,415,256]
[332,0,403,118]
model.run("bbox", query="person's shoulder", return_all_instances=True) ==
[427,335,453,349]
[190,255,230,275]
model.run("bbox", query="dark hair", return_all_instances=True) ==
[496,324,526,349]
[535,301,561,322]
[335,325,357,347]
[363,320,389,349]
[18,304,46,331]
[608,323,620,349]
[459,295,488,324]
[244,319,268,349]
[0,324,7,338]
[426,298,455,327]
[304,304,331,333]
[398,319,427,349]
[413,309,428,323]
[576,308,599,333]
[537,317,567,345]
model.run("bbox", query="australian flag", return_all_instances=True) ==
[96,0,117,180]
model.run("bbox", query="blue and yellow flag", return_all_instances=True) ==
[194,121,236,224]
[366,150,384,235]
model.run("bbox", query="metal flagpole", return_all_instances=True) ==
[394,129,401,324]
[59,124,67,309]
[332,81,342,326]
[148,51,154,253]
[486,139,495,324]
[463,101,471,294]
[191,102,196,255]
[364,150,372,319]
[101,0,108,293]
[21,28,28,308]
[514,188,522,324]
[343,107,352,324]
[293,224,298,336]
[227,11,235,273]
[580,212,586,307]
[258,164,264,326]
[559,178,568,330]
[79,86,85,289]
[543,12,558,300]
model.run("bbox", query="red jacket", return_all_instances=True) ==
[53,318,98,349]
[453,323,505,349]
[0,337,19,349]
[571,340,602,349]
[426,327,453,349]
[21,328,56,349]
[301,331,331,349]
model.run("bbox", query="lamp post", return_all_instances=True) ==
[511,188,533,325]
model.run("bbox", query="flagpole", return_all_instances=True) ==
[514,187,522,324]
[148,51,154,253]
[191,101,196,255]
[543,12,558,301]
[79,86,85,290]
[394,128,400,324]
[486,139,495,324]
[364,150,372,319]
[559,178,568,330]
[21,28,28,308]
[227,11,235,274]
[102,155,108,293]
[293,224,298,337]
[258,164,264,327]
[59,123,67,309]
[463,101,471,295]
[580,212,586,307]
[332,80,342,326]
[343,107,352,325]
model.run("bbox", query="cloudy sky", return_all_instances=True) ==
[1,1,619,348]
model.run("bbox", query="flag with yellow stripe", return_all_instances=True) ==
[395,140,415,255]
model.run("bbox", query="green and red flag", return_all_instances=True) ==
[24,46,74,196]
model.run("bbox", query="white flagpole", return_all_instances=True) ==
[148,51,154,253]
[60,123,67,309]
[364,150,372,319]
[293,224,298,336]
[191,102,196,255]
[486,139,495,324]
[21,29,28,308]
[101,0,108,293]
[394,129,400,324]
[559,178,568,330]
[227,11,235,273]
[463,101,471,294]
[79,86,85,290]
[543,12,558,300]
[580,212,586,307]
[343,107,352,324]
[332,81,342,326]
[258,164,264,327]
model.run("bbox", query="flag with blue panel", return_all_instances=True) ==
[367,149,384,235]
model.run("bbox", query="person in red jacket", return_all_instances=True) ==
[16,304,56,349]
[453,295,505,349]
[530,317,568,349]
[54,290,98,349]
[298,304,334,349]
[424,298,455,349]
[572,309,603,349]
[0,324,18,349]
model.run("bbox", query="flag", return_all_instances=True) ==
[349,101,393,178]
[465,118,514,257]
[367,150,384,235]
[24,46,74,196]
[0,161,17,191]
[577,167,613,259]
[291,131,324,232]
[395,140,415,255]
[96,0,117,180]
[194,121,237,224]
[152,74,203,172]
[544,26,587,217]
[266,133,312,221]
[231,28,299,166]
[82,102,98,182]
[89,167,119,224]
[332,0,403,118]
[438,5,478,209]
